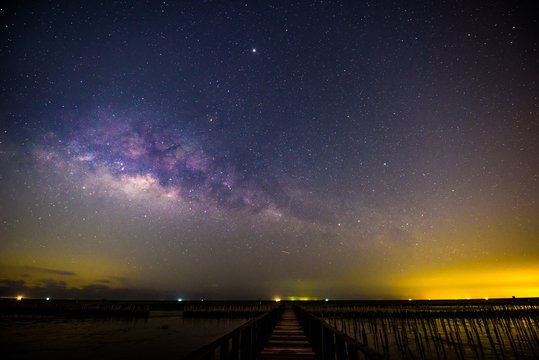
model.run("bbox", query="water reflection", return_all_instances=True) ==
[0,311,249,359]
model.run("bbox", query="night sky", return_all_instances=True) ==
[0,1,537,300]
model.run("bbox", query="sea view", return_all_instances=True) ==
[1,299,537,359]
[1,1,537,359]
[1,309,248,359]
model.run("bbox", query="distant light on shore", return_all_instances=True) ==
[17,296,22,301]
[284,296,316,301]
[274,298,281,302]
[177,298,182,302]
[46,297,50,301]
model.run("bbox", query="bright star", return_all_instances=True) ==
[252,48,256,53]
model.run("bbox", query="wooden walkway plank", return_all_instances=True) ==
[259,305,316,360]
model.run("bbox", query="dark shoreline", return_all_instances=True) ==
[1,297,537,317]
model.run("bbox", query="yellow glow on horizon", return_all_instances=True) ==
[398,264,539,299]
[17,296,22,300]
[284,296,317,301]
[274,298,281,302]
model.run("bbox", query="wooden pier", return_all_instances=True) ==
[259,305,316,359]
[181,305,283,360]
[183,303,385,360]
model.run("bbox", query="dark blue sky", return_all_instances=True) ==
[0,1,537,300]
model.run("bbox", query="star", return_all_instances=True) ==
[0,0,536,303]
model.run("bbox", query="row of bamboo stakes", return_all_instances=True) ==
[308,303,538,359]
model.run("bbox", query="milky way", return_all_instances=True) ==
[0,1,537,300]
[35,109,284,212]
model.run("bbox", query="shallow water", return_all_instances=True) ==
[327,315,539,359]
[0,311,249,359]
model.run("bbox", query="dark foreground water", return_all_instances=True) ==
[0,311,249,359]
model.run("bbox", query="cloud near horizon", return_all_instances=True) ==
[0,279,166,300]
[21,266,77,276]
